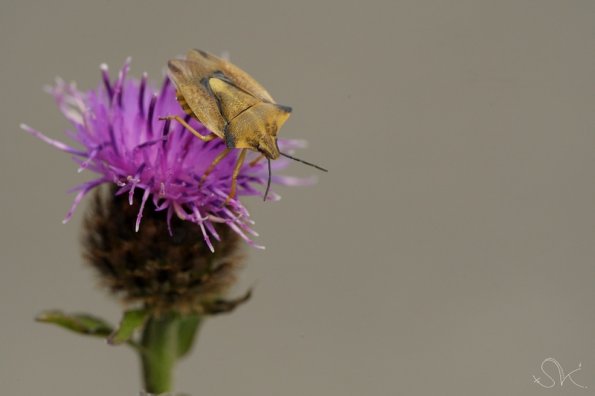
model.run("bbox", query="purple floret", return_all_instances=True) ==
[22,58,314,251]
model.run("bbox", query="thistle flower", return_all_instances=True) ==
[21,58,313,252]
[25,57,319,394]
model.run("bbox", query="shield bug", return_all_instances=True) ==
[159,49,327,203]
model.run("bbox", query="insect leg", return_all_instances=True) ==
[226,149,248,204]
[249,153,265,167]
[200,148,232,186]
[158,115,217,142]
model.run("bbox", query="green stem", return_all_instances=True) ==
[140,313,180,394]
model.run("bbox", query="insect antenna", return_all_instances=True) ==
[279,152,328,172]
[263,158,272,201]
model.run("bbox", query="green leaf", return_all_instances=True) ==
[36,310,113,337]
[108,308,148,345]
[177,314,202,358]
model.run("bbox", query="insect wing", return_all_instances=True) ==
[186,49,275,103]
[208,78,260,122]
[167,59,226,138]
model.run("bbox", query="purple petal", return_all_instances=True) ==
[135,188,150,232]
[21,124,86,156]
[63,179,106,223]
[193,206,214,252]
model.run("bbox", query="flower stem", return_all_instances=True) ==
[140,313,180,394]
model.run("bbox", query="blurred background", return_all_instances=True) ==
[2,1,595,395]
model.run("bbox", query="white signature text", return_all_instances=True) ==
[532,357,587,389]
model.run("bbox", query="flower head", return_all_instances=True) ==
[22,58,313,251]
[84,186,247,314]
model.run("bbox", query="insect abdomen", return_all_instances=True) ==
[175,91,194,116]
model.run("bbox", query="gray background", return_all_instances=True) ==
[2,1,595,395]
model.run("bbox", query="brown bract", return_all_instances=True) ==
[82,187,248,314]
